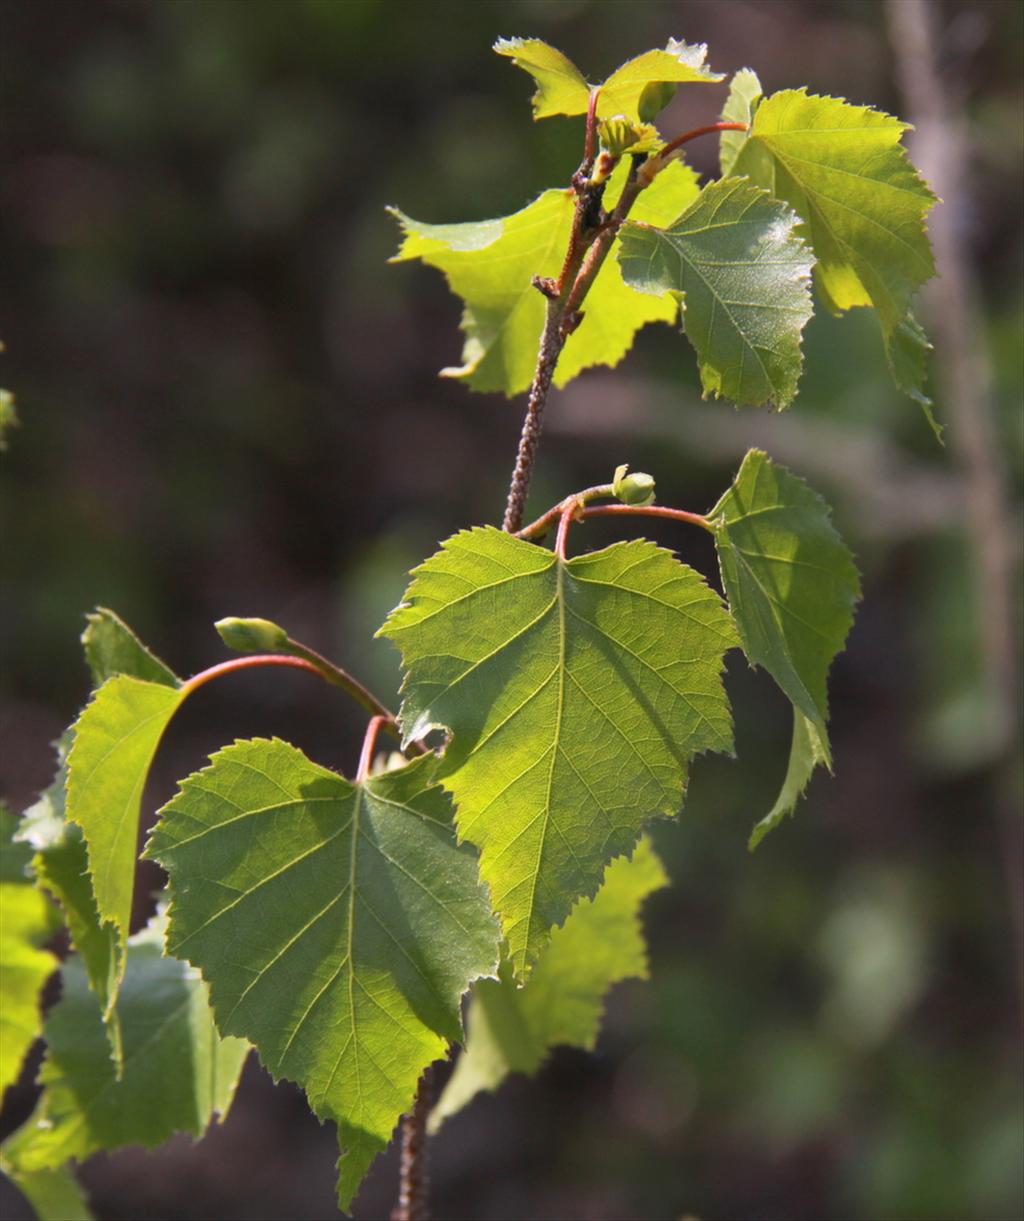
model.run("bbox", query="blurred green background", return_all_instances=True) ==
[1,1,1021,1218]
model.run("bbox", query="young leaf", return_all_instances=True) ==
[729,88,938,421]
[65,676,185,1004]
[732,89,936,322]
[431,835,667,1129]
[618,177,814,407]
[379,527,737,977]
[0,1164,92,1221]
[144,740,499,1209]
[17,738,121,1060]
[884,309,942,442]
[0,914,248,1175]
[81,607,179,689]
[0,808,59,1097]
[719,68,763,176]
[493,38,590,119]
[747,707,826,851]
[708,450,860,840]
[495,37,721,123]
[389,159,700,396]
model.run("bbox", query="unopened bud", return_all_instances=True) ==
[613,464,656,506]
[215,616,289,654]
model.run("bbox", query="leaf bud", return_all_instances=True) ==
[613,464,656,506]
[215,616,289,654]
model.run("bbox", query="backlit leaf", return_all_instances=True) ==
[730,88,938,422]
[66,676,185,1004]
[493,37,590,119]
[719,68,763,176]
[709,450,859,840]
[379,527,736,977]
[597,39,723,121]
[390,158,700,396]
[0,808,58,1098]
[618,177,814,407]
[145,740,499,1209]
[495,36,721,123]
[17,738,121,1061]
[431,835,667,1128]
[81,608,179,689]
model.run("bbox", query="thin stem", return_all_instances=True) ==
[582,85,601,167]
[283,639,396,723]
[181,653,419,752]
[357,715,391,782]
[517,483,615,541]
[180,654,330,696]
[503,125,646,533]
[579,503,714,532]
[659,120,747,160]
[554,502,577,559]
[390,1065,434,1221]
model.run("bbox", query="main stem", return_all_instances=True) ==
[390,1064,434,1221]
[501,118,744,533]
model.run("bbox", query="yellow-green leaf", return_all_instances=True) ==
[380,527,736,977]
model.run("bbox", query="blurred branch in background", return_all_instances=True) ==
[886,0,1023,1020]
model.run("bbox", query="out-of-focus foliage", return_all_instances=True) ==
[1,2,1020,1220]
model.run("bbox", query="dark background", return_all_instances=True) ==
[1,1,1021,1219]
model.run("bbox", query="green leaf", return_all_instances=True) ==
[747,708,827,850]
[17,740,122,1061]
[389,158,700,396]
[730,89,937,416]
[493,37,591,120]
[81,608,179,689]
[719,68,763,176]
[0,808,58,1098]
[379,527,737,977]
[0,1164,93,1221]
[431,835,667,1128]
[144,740,499,1210]
[709,450,860,839]
[65,676,185,1003]
[495,37,721,124]
[733,89,936,322]
[884,309,943,442]
[0,915,248,1175]
[618,177,814,407]
[597,39,723,121]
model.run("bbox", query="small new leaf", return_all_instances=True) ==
[0,915,248,1174]
[81,608,179,689]
[431,835,667,1128]
[618,178,814,407]
[145,740,499,1209]
[380,527,736,977]
[390,159,700,396]
[495,37,721,124]
[709,451,860,840]
[598,39,723,121]
[493,37,591,120]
